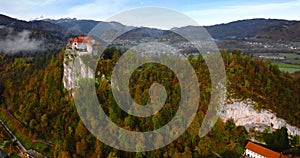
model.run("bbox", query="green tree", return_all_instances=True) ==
[263,127,290,151]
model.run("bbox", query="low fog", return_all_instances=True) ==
[0,28,43,53]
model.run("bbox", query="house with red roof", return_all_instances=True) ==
[68,36,96,53]
[243,141,289,158]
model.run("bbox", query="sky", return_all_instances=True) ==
[1,0,300,26]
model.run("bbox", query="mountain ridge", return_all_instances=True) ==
[205,18,298,40]
[1,14,300,53]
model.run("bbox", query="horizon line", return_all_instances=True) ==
[1,13,300,28]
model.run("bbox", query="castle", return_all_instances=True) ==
[68,36,99,55]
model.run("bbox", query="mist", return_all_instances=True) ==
[0,29,43,53]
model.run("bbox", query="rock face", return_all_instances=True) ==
[63,48,94,91]
[219,100,300,136]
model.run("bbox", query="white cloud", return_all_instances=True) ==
[0,29,43,53]
[184,0,300,25]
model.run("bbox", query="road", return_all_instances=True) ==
[0,97,47,158]
[0,119,29,157]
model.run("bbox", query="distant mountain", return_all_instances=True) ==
[0,14,134,42]
[205,18,297,40]
[112,18,300,43]
[117,27,171,40]
[2,14,300,42]
[46,18,134,39]
[254,22,300,42]
[201,19,300,53]
[45,18,98,35]
[1,14,300,54]
[0,14,134,53]
[0,14,66,37]
[0,14,69,53]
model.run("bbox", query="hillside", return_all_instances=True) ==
[117,27,170,40]
[0,14,68,53]
[0,48,299,157]
[0,14,66,37]
[205,18,297,40]
[46,18,133,38]
[255,22,300,42]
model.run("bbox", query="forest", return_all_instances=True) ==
[0,48,299,157]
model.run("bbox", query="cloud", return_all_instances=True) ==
[184,0,300,25]
[0,29,43,53]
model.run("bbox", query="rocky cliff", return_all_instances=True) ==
[63,48,94,91]
[219,99,300,136]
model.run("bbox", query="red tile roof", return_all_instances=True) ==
[70,36,94,43]
[245,142,288,158]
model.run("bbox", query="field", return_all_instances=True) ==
[254,53,300,73]
[273,63,300,73]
